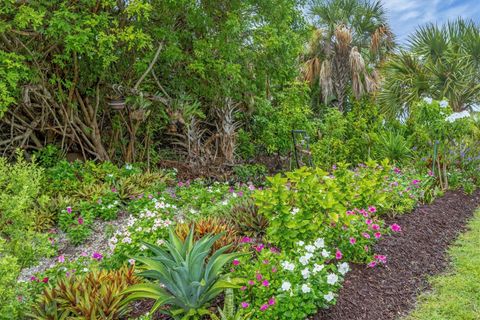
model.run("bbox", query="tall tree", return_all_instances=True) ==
[379,18,480,117]
[304,0,394,111]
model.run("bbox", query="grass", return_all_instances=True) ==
[405,208,480,320]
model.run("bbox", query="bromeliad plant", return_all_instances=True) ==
[122,228,245,319]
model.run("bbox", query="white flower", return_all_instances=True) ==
[314,238,325,248]
[439,100,449,108]
[128,259,135,265]
[110,237,118,244]
[190,208,198,214]
[321,249,330,258]
[140,244,148,251]
[291,207,300,215]
[301,283,311,293]
[327,273,338,285]
[221,200,229,205]
[324,291,335,302]
[305,245,316,253]
[299,253,313,266]
[125,164,133,170]
[301,268,310,279]
[338,262,350,275]
[281,281,292,291]
[82,268,89,272]
[156,239,165,246]
[297,241,305,247]
[312,263,324,274]
[282,261,295,271]
[135,226,143,232]
[445,110,471,123]
[423,97,433,104]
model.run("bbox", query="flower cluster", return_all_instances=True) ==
[233,239,348,319]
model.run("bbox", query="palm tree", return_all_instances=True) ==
[304,0,394,111]
[379,18,480,117]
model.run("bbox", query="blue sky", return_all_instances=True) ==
[382,0,480,44]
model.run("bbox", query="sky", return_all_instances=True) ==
[382,0,480,44]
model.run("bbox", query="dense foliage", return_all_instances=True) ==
[0,1,479,319]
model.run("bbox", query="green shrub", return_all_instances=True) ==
[0,154,53,267]
[253,161,393,252]
[0,251,24,319]
[233,164,267,185]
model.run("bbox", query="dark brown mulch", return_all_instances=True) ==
[314,189,480,320]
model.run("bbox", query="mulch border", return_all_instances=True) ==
[314,189,480,320]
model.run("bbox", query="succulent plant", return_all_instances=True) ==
[122,228,245,319]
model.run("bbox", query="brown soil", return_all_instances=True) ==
[314,189,480,320]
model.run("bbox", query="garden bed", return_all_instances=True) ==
[314,190,480,320]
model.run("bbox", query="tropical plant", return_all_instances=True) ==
[376,129,410,163]
[210,288,253,320]
[175,217,240,253]
[229,199,269,240]
[29,266,140,320]
[379,18,480,117]
[122,228,245,319]
[305,0,394,110]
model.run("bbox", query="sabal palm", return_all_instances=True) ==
[305,0,394,111]
[379,18,480,117]
[122,228,244,319]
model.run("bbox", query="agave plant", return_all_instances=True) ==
[122,228,245,319]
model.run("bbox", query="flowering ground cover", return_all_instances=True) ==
[315,190,480,320]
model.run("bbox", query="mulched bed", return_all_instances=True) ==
[314,189,480,320]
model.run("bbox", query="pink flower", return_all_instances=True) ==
[346,210,355,215]
[178,181,184,187]
[248,184,256,191]
[364,245,369,252]
[77,217,84,225]
[262,280,270,287]
[80,251,88,257]
[260,304,269,311]
[262,259,269,264]
[362,232,371,239]
[240,286,247,291]
[241,237,251,243]
[248,280,255,286]
[233,259,240,266]
[350,237,356,245]
[92,252,103,261]
[58,255,65,263]
[390,224,402,232]
[229,187,234,193]
[256,273,263,281]
[241,302,249,308]
[374,232,382,239]
[237,191,244,197]
[368,261,377,268]
[335,249,343,260]
[368,206,377,213]
[255,244,265,252]
[270,247,280,254]
[30,276,37,282]
[111,188,117,192]
[66,207,72,214]
[42,277,49,283]
[375,255,387,264]
[412,179,420,185]
[372,224,380,231]
[428,170,434,177]
[268,297,276,306]
[394,167,401,174]
[365,219,372,225]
